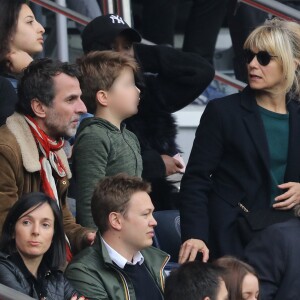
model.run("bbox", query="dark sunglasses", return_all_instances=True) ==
[244,49,277,66]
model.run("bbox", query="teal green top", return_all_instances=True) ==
[259,106,289,204]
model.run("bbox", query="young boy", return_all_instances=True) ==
[73,51,142,228]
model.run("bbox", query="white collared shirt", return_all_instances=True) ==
[101,237,144,269]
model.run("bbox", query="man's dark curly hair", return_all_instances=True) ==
[17,58,81,117]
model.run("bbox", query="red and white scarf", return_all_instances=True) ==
[25,115,72,261]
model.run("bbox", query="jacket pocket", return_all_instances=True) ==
[213,181,246,207]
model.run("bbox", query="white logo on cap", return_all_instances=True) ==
[110,15,125,24]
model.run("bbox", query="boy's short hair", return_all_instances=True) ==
[77,50,139,113]
[91,173,151,234]
[165,261,225,300]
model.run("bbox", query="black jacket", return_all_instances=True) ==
[179,86,300,258]
[0,76,18,126]
[0,252,76,300]
[245,218,300,300]
[126,43,214,209]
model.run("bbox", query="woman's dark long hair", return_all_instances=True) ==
[0,0,26,69]
[0,192,66,269]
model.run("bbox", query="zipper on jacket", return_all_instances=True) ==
[109,254,169,299]
[111,266,131,300]
[39,270,51,300]
[121,131,139,173]
[159,256,170,292]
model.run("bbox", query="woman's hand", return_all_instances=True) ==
[6,50,33,74]
[85,231,96,246]
[273,182,300,210]
[178,238,209,264]
[161,154,184,176]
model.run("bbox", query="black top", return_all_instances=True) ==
[125,43,215,209]
[123,263,163,300]
[0,251,76,300]
[9,252,46,298]
[245,218,300,300]
[0,76,18,126]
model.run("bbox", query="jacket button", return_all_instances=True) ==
[62,180,67,185]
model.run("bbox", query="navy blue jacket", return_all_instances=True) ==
[179,86,300,258]
[245,217,300,300]
[0,76,18,126]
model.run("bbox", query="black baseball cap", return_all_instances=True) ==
[82,14,142,54]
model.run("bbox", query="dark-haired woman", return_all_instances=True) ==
[0,0,44,74]
[0,192,84,300]
[0,0,45,125]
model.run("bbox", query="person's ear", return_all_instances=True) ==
[108,212,122,231]
[96,90,109,107]
[31,98,46,118]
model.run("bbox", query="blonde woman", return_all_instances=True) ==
[179,18,300,261]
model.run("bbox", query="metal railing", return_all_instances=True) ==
[29,0,300,89]
[30,0,300,27]
[240,0,300,22]
[30,0,91,25]
[29,0,133,25]
[215,71,246,91]
[55,0,69,61]
[101,0,114,15]
[101,0,132,26]
[29,0,132,60]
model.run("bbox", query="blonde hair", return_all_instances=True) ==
[244,18,300,98]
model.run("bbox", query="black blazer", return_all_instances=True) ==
[179,86,300,258]
[245,218,300,300]
[0,76,18,126]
